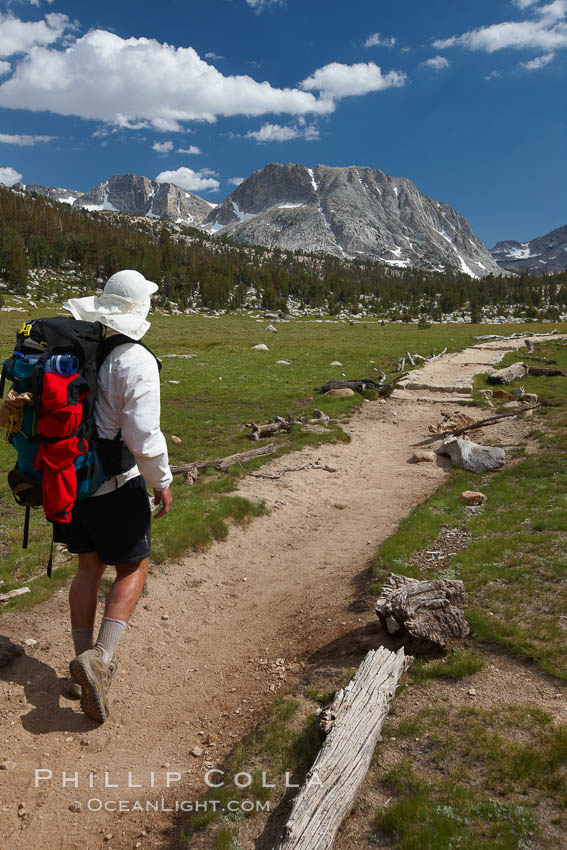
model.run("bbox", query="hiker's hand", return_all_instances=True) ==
[153,487,172,518]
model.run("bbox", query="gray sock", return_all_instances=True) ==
[95,617,127,665]
[72,627,93,658]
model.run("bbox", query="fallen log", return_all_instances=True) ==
[487,362,528,385]
[170,444,275,475]
[473,330,559,341]
[0,587,30,603]
[375,573,469,653]
[452,404,540,436]
[527,365,566,377]
[274,647,409,850]
[242,459,337,480]
[436,435,506,473]
[245,421,292,440]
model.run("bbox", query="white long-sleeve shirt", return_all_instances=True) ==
[93,340,172,496]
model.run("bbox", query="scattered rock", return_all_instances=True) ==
[478,389,493,399]
[24,639,37,647]
[191,746,204,758]
[468,688,477,697]
[276,360,290,365]
[461,491,487,506]
[492,389,512,399]
[161,614,169,621]
[266,324,277,332]
[325,388,355,397]
[437,436,506,474]
[330,361,342,366]
[69,801,82,813]
[0,760,16,770]
[488,362,528,385]
[252,344,269,351]
[311,409,329,424]
[168,380,180,385]
[170,435,182,446]
[408,451,436,464]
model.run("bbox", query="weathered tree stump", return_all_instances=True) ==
[274,647,409,850]
[375,573,470,653]
[488,362,528,384]
[436,435,506,473]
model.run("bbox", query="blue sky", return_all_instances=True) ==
[0,0,565,247]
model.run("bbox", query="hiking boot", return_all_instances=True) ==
[69,649,118,723]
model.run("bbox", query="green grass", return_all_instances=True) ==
[373,701,566,848]
[371,338,567,679]
[375,764,537,850]
[411,648,486,682]
[1,311,565,613]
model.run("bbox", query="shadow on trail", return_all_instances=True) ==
[0,633,98,734]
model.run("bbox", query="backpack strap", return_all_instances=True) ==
[97,334,162,371]
[95,333,161,479]
[0,360,7,399]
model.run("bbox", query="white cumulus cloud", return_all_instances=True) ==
[246,122,319,142]
[156,166,220,193]
[228,177,245,186]
[0,28,331,129]
[512,0,539,7]
[205,52,223,60]
[0,61,11,75]
[521,49,556,66]
[422,55,450,71]
[152,140,174,153]
[0,165,23,185]
[0,12,71,57]
[177,145,201,154]
[300,61,407,99]
[0,132,53,145]
[364,32,396,48]
[433,1,567,53]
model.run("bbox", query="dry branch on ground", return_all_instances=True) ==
[275,647,409,850]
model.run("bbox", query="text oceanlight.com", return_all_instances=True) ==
[86,799,270,813]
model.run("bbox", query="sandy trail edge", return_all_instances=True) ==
[0,336,561,850]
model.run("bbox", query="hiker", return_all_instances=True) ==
[60,270,173,723]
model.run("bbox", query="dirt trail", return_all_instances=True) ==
[0,336,555,850]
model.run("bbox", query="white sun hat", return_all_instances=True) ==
[63,270,159,341]
[104,269,159,301]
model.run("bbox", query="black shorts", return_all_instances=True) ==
[58,476,151,565]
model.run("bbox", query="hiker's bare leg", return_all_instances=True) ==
[69,552,106,630]
[104,557,150,623]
